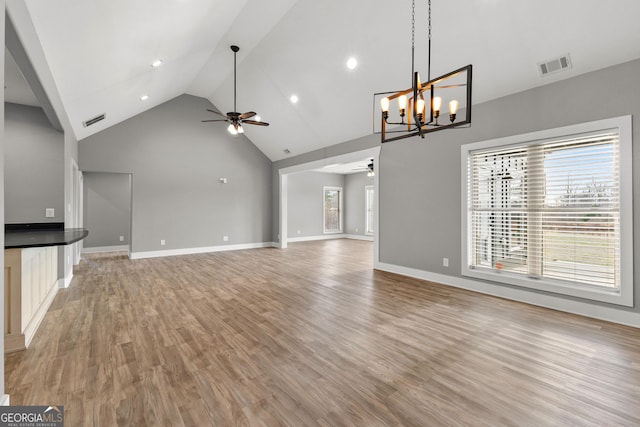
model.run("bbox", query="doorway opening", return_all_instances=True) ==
[278,147,380,266]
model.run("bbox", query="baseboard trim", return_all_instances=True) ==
[287,234,346,243]
[130,242,275,260]
[0,395,9,406]
[23,282,59,348]
[375,262,640,328]
[344,234,374,241]
[58,272,73,289]
[82,245,129,254]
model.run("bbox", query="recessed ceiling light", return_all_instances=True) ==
[151,59,163,68]
[290,95,299,104]
[140,94,149,101]
[346,57,358,70]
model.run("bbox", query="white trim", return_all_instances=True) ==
[365,185,374,236]
[288,234,346,243]
[344,234,374,241]
[376,262,640,328]
[59,272,73,289]
[323,185,344,234]
[287,234,373,243]
[82,245,129,254]
[130,242,274,260]
[23,281,59,348]
[461,115,633,307]
[0,395,10,406]
[279,174,288,248]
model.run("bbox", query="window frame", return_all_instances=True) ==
[323,186,343,234]
[461,116,633,306]
[365,185,374,235]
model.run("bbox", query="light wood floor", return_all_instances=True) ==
[6,239,640,426]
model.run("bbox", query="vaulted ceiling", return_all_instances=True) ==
[10,0,640,161]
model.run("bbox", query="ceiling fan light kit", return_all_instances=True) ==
[201,45,269,135]
[375,0,472,144]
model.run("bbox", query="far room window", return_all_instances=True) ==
[462,116,633,306]
[324,186,343,233]
[365,185,374,235]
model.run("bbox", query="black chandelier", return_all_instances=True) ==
[375,0,472,143]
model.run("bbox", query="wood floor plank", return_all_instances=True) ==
[5,239,640,426]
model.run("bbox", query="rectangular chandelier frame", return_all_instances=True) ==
[376,64,472,144]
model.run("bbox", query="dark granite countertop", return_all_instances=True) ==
[5,228,89,249]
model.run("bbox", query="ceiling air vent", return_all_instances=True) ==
[538,54,572,77]
[82,113,106,127]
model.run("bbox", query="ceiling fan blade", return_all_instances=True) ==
[201,119,228,122]
[206,109,228,118]
[239,111,256,120]
[243,120,269,126]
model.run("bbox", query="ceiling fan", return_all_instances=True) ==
[201,45,269,135]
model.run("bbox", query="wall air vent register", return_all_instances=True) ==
[82,113,106,127]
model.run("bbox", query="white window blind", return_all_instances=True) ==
[468,130,620,289]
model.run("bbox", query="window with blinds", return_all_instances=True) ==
[323,186,343,233]
[462,116,633,306]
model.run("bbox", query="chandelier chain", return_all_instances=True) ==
[411,0,416,79]
[427,0,431,81]
[411,0,415,50]
[428,0,431,42]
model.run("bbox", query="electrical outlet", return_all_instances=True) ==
[160,239,166,246]
[119,236,125,242]
[45,208,55,218]
[443,258,449,267]
[355,227,358,233]
[297,229,301,235]
[223,235,229,242]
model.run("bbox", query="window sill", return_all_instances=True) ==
[462,266,633,307]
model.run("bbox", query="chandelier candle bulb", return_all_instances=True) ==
[380,97,390,112]
[398,95,408,116]
[432,96,442,113]
[416,99,425,119]
[449,99,459,122]
[433,96,442,124]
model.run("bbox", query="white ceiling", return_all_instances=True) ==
[14,0,640,161]
[313,160,374,175]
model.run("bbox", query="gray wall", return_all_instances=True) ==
[272,133,379,242]
[79,94,272,253]
[345,172,373,236]
[83,172,131,248]
[4,102,64,223]
[287,171,344,238]
[273,58,640,319]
